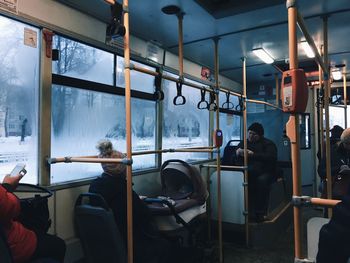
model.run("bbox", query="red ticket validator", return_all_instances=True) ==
[281,69,308,113]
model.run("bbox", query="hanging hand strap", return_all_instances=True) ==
[221,92,234,109]
[208,92,217,111]
[197,89,209,110]
[235,95,245,111]
[173,81,186,105]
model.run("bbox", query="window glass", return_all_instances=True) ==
[0,16,39,184]
[116,56,155,93]
[219,113,241,148]
[328,106,345,129]
[300,113,311,149]
[162,73,209,162]
[51,86,156,183]
[52,36,114,85]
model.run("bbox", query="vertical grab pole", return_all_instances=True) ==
[286,1,303,259]
[123,1,133,263]
[322,16,332,217]
[213,37,223,263]
[206,166,212,241]
[242,57,249,247]
[344,67,348,128]
[318,61,324,160]
[275,73,280,107]
[177,12,184,78]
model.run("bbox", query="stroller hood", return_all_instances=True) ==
[161,160,208,204]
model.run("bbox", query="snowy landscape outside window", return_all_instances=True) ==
[116,56,156,93]
[52,36,114,85]
[162,73,209,162]
[51,87,156,183]
[51,36,156,183]
[0,17,39,184]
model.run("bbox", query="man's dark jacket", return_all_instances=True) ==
[318,142,350,180]
[317,196,350,263]
[236,137,277,176]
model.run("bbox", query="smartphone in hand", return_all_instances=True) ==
[10,163,27,177]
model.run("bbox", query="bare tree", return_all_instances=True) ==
[52,36,98,135]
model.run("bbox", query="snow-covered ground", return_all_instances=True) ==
[0,136,212,184]
[0,136,37,184]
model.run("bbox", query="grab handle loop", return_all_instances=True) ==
[221,92,234,109]
[197,89,209,110]
[153,90,164,101]
[235,95,245,111]
[173,81,186,105]
[208,92,217,111]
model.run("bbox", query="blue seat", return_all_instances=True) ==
[74,193,126,263]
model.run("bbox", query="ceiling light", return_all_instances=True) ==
[300,41,315,58]
[332,69,342,81]
[252,48,274,64]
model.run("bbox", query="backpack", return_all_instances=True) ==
[221,140,240,166]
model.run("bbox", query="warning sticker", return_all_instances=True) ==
[24,28,37,48]
[283,85,293,107]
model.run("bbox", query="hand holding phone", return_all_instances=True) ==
[10,163,27,177]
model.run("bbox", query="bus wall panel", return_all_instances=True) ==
[55,185,89,240]
[18,0,106,42]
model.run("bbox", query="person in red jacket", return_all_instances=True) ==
[0,173,66,263]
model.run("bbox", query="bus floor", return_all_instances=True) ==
[222,207,323,263]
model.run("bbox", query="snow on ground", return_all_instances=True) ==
[0,135,212,184]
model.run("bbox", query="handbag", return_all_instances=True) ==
[14,184,53,234]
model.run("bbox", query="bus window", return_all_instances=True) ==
[0,16,39,184]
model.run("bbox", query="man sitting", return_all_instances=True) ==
[235,122,277,222]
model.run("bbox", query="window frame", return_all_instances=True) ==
[50,35,161,184]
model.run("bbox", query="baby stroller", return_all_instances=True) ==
[144,159,208,245]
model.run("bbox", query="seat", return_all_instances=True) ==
[74,193,126,263]
[221,139,241,167]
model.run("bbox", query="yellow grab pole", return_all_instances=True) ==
[287,2,303,259]
[275,73,280,106]
[213,37,223,263]
[178,12,184,78]
[344,67,348,128]
[242,56,249,247]
[322,16,332,217]
[310,198,341,207]
[123,1,133,262]
[318,62,324,160]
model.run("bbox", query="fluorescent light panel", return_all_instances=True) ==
[300,41,315,58]
[252,48,274,64]
[332,70,342,81]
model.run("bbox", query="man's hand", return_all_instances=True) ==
[236,148,244,157]
[236,148,254,157]
[247,150,254,156]
[2,174,23,189]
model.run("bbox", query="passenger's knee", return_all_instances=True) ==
[256,173,273,186]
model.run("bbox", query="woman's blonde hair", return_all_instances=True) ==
[96,139,126,175]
